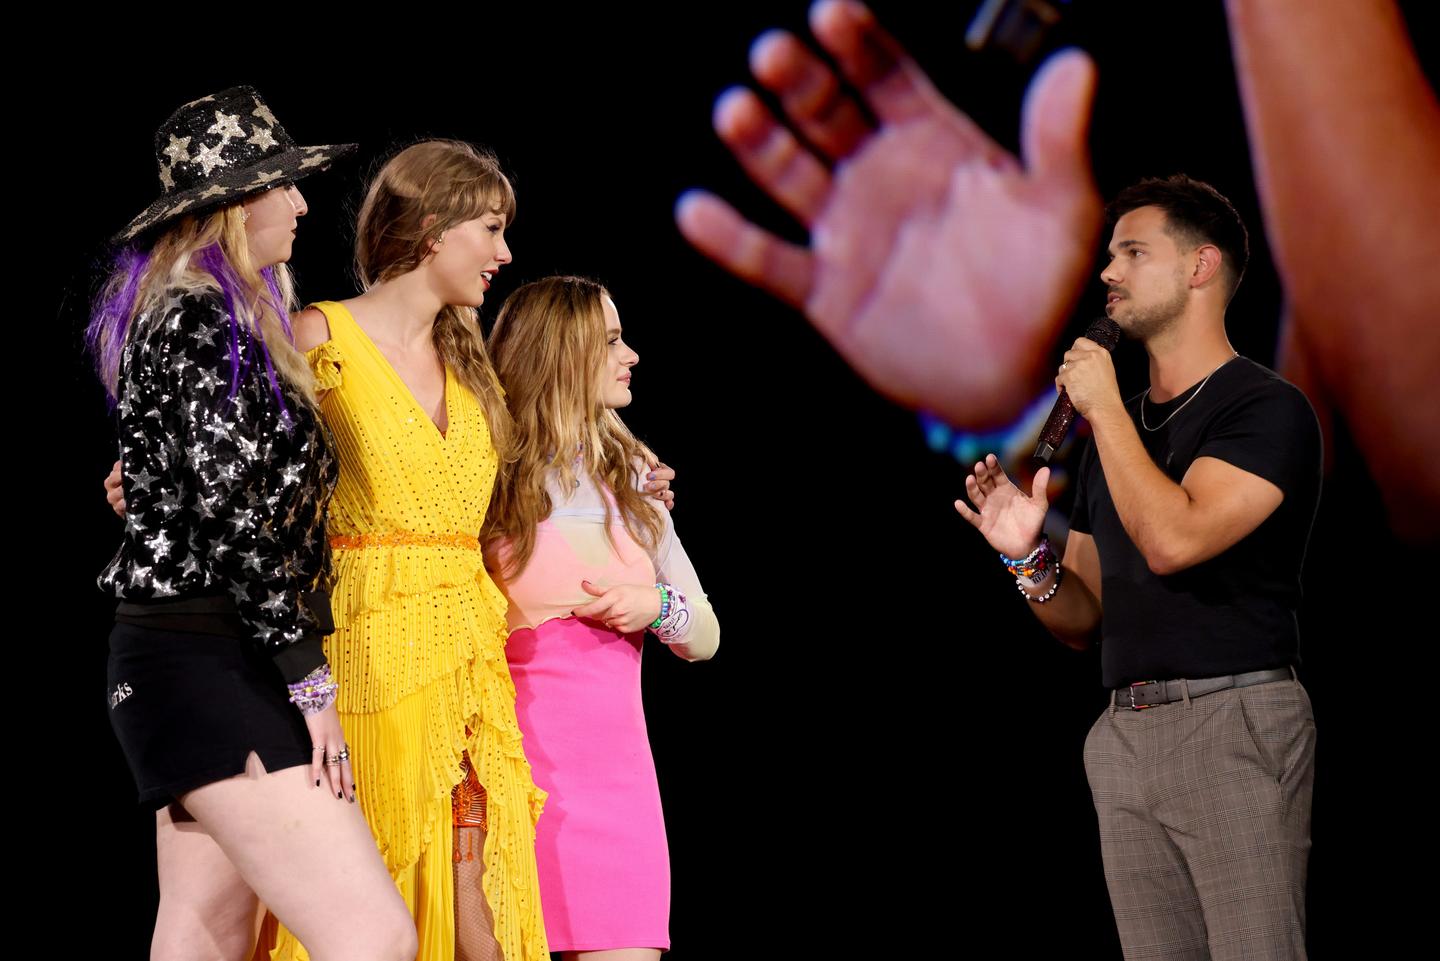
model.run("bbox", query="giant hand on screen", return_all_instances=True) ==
[676,0,1102,426]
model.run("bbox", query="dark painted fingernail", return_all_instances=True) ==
[337,791,344,799]
[316,779,321,787]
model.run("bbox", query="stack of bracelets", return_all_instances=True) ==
[649,582,691,641]
[287,663,339,716]
[1000,535,1064,603]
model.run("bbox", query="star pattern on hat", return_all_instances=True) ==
[163,134,192,166]
[191,140,228,175]
[248,124,278,150]
[119,86,354,241]
[207,110,246,142]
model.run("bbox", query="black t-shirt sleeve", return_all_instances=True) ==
[1193,379,1321,501]
[1068,440,1094,535]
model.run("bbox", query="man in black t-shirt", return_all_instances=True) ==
[956,175,1321,960]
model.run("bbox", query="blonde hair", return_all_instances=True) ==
[485,276,664,576]
[354,139,515,456]
[94,202,313,403]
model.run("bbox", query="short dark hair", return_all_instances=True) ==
[1108,175,1250,299]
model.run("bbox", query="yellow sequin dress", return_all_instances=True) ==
[266,300,547,961]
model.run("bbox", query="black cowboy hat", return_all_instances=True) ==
[117,85,356,242]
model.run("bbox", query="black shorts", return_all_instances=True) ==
[106,622,313,809]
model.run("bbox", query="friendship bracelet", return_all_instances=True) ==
[287,663,338,716]
[1001,535,1056,583]
[1016,565,1064,603]
[650,583,673,629]
[650,583,692,641]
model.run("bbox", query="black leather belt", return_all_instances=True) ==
[1113,668,1293,710]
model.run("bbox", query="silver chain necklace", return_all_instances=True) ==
[1140,354,1239,431]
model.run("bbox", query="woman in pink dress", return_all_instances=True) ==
[484,275,720,959]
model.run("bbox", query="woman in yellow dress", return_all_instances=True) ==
[263,140,537,961]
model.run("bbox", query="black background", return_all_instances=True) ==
[42,3,1433,957]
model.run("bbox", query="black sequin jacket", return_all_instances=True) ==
[99,291,338,683]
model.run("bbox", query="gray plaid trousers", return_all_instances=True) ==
[1084,679,1315,960]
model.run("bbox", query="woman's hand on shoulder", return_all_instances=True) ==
[105,459,126,517]
[645,462,676,511]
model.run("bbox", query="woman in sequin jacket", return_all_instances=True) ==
[92,89,415,961]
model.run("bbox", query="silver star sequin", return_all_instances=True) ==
[260,591,288,614]
[299,153,327,170]
[229,507,255,533]
[198,184,229,200]
[163,134,192,166]
[195,368,224,392]
[130,468,158,492]
[191,141,228,175]
[207,110,245,142]
[255,169,284,184]
[248,125,278,150]
[145,529,174,560]
[129,565,151,587]
[155,489,183,516]
[252,101,278,126]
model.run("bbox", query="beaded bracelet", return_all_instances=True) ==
[1000,535,1056,584]
[287,663,338,716]
[1016,565,1064,603]
[650,583,673,629]
[649,583,691,641]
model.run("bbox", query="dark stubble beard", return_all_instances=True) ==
[1117,267,1189,343]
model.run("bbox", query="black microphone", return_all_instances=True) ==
[1033,317,1121,464]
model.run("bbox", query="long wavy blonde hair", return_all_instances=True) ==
[354,139,515,456]
[91,203,313,404]
[485,276,664,576]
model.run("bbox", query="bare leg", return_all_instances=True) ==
[178,753,417,961]
[564,950,662,961]
[152,802,263,961]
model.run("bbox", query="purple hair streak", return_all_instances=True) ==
[88,244,296,424]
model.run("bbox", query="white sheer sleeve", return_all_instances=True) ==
[642,472,720,661]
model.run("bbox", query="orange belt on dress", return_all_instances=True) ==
[329,531,480,551]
